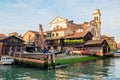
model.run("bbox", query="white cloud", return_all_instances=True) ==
[0,0,120,42]
[13,2,28,8]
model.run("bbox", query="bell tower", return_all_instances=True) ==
[92,9,101,39]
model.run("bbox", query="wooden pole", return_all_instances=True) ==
[51,53,55,69]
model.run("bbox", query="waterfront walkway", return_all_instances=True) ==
[56,54,87,59]
[14,52,89,69]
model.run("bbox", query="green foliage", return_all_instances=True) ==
[63,39,85,44]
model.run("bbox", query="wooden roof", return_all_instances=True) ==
[0,35,24,42]
[84,39,106,45]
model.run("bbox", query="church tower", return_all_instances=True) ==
[92,9,101,39]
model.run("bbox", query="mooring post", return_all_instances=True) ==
[48,55,51,70]
[51,53,55,69]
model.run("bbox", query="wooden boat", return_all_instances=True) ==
[0,56,14,65]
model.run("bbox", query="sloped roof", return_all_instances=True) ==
[84,39,105,45]
[0,33,6,37]
[23,30,40,37]
[29,30,39,34]
[79,22,90,31]
[49,16,68,24]
[101,35,114,38]
[89,20,97,26]
[0,35,24,42]
[0,33,7,40]
[64,31,89,39]
[67,22,82,32]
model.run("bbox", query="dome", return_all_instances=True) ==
[93,9,100,14]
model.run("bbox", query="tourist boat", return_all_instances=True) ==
[0,56,14,65]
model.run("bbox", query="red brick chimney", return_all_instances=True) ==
[38,24,43,36]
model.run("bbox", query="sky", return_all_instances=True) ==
[0,0,120,42]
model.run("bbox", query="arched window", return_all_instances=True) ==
[91,28,96,36]
[56,33,59,36]
[56,25,59,29]
[94,17,96,20]
[96,17,98,21]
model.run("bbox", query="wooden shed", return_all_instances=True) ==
[0,35,24,56]
[84,39,109,56]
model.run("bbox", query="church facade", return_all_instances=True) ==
[45,9,102,50]
[44,9,109,56]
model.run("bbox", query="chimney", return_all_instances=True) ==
[39,24,43,36]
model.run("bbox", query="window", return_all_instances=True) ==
[52,33,54,37]
[36,34,40,39]
[56,33,59,36]
[76,29,83,32]
[60,26,62,28]
[56,25,59,29]
[14,38,16,42]
[96,17,98,21]
[91,28,96,36]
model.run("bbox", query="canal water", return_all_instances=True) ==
[0,58,120,80]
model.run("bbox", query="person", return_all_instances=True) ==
[65,48,69,55]
[62,48,65,54]
[42,48,48,53]
[69,48,73,55]
[49,48,54,53]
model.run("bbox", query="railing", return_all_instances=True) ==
[14,51,61,60]
[14,52,59,69]
[14,52,52,60]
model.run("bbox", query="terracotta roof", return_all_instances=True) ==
[0,33,6,39]
[101,35,114,38]
[84,39,105,45]
[89,20,97,25]
[64,31,89,39]
[67,22,82,32]
[79,23,90,31]
[0,33,6,37]
[23,30,40,37]
[29,30,39,34]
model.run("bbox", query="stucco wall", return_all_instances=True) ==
[23,32,36,44]
[50,17,68,30]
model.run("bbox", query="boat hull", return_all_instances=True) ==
[0,61,13,65]
[0,56,14,65]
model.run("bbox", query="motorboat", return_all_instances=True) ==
[0,56,14,65]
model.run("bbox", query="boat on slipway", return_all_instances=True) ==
[0,56,14,65]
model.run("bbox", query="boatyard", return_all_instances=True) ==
[0,0,120,79]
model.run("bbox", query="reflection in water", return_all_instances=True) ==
[55,58,120,80]
[0,58,120,80]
